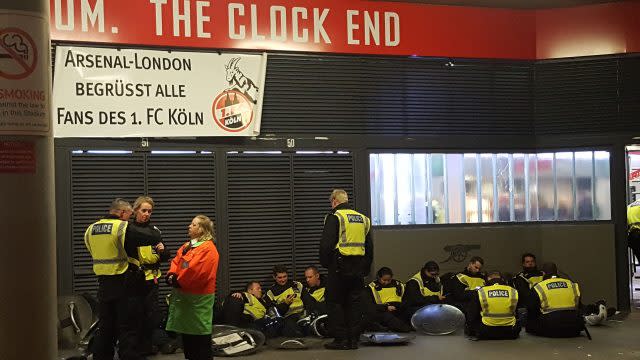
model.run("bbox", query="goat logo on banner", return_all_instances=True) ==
[212,57,259,132]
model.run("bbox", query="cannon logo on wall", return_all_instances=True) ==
[441,244,481,263]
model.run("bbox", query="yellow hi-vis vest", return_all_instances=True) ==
[628,201,640,230]
[310,287,326,303]
[243,292,267,320]
[533,277,580,314]
[408,272,442,297]
[332,209,370,256]
[478,284,518,327]
[519,273,544,288]
[368,281,404,305]
[137,245,161,281]
[267,281,304,316]
[84,219,129,276]
[457,273,486,290]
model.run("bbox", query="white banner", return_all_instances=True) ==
[53,46,267,137]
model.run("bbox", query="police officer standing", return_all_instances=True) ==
[526,262,584,338]
[466,272,520,340]
[627,200,640,264]
[320,189,373,350]
[129,196,169,355]
[84,198,163,360]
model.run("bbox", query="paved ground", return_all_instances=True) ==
[150,311,640,360]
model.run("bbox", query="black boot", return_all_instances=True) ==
[324,339,350,350]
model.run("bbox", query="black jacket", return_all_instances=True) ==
[365,280,404,313]
[128,220,169,270]
[302,276,327,314]
[403,272,443,308]
[267,281,302,316]
[445,268,485,304]
[511,269,543,309]
[319,203,373,277]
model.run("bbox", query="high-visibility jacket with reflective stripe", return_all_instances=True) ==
[310,287,326,303]
[138,245,161,281]
[518,273,543,289]
[368,281,404,305]
[84,218,129,275]
[267,281,304,316]
[457,273,486,290]
[628,202,640,230]
[243,292,267,320]
[408,272,442,297]
[332,209,370,256]
[533,277,580,314]
[477,284,518,327]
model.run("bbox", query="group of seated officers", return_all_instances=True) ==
[218,253,596,342]
[219,265,327,338]
[449,253,591,340]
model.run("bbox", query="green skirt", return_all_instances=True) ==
[166,288,215,335]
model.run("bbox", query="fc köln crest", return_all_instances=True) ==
[212,58,259,132]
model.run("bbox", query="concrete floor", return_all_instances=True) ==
[151,311,640,360]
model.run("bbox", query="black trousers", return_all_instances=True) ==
[629,229,640,264]
[366,311,412,332]
[476,323,521,340]
[182,334,212,360]
[93,284,145,360]
[326,272,364,342]
[526,312,583,338]
[138,280,160,353]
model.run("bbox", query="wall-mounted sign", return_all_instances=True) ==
[53,46,267,137]
[49,0,536,60]
[0,10,50,135]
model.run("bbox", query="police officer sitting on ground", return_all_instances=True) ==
[266,265,305,337]
[402,260,445,321]
[301,265,327,315]
[445,256,486,308]
[296,265,330,337]
[222,281,277,336]
[466,271,520,340]
[84,198,163,360]
[320,189,373,350]
[364,267,412,333]
[526,262,585,338]
[511,253,543,310]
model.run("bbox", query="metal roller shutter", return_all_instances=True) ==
[262,55,533,136]
[534,59,619,135]
[292,153,355,279]
[226,152,355,291]
[70,153,145,296]
[146,153,217,305]
[226,154,294,291]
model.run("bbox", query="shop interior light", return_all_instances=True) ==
[295,151,334,154]
[150,150,197,154]
[86,150,132,154]
[71,150,84,154]
[243,151,282,154]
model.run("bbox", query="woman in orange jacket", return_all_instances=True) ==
[166,215,219,360]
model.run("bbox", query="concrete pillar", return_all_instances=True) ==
[0,0,56,359]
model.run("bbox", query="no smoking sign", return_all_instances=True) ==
[0,27,37,80]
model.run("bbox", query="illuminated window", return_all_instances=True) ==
[370,151,611,225]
